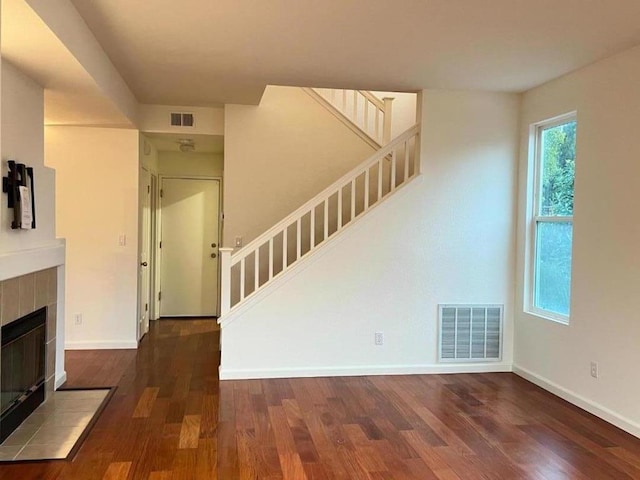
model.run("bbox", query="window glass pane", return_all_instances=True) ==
[535,221,572,316]
[540,121,576,216]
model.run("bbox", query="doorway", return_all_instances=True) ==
[159,177,221,317]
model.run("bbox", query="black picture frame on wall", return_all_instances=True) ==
[2,160,37,230]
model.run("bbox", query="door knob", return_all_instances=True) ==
[211,243,217,248]
[211,253,217,258]
[141,262,148,267]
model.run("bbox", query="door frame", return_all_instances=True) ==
[150,173,160,320]
[158,175,224,317]
[138,166,153,341]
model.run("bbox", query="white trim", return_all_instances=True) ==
[219,174,424,326]
[0,241,65,281]
[513,365,640,439]
[55,372,67,389]
[220,362,513,380]
[533,111,578,130]
[65,341,138,350]
[526,306,570,325]
[526,113,576,322]
[533,215,573,223]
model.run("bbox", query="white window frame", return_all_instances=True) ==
[526,112,576,324]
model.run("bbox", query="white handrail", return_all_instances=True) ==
[220,124,421,315]
[308,88,394,145]
[232,125,419,261]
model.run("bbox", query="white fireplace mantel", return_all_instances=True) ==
[0,240,66,281]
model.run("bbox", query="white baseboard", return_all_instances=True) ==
[513,365,640,439]
[219,362,513,380]
[65,340,138,350]
[55,371,67,389]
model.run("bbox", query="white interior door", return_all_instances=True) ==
[150,174,159,320]
[160,178,220,316]
[138,168,151,339]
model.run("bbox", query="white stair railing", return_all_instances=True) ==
[220,124,420,316]
[305,88,394,146]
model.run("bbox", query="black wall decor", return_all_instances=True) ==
[2,160,36,230]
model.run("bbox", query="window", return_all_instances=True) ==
[529,115,577,322]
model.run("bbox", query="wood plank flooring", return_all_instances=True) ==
[218,374,640,479]
[0,319,220,480]
[0,319,638,479]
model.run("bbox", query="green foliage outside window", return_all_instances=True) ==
[534,120,576,317]
[540,122,576,216]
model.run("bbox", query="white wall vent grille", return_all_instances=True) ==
[438,304,503,362]
[169,112,194,127]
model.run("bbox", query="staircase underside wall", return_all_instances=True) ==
[223,86,375,248]
[220,90,520,379]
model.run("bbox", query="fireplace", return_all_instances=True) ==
[0,307,46,443]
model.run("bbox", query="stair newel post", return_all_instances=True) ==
[382,97,394,144]
[219,248,234,316]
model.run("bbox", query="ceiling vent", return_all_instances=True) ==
[439,304,502,362]
[170,112,195,127]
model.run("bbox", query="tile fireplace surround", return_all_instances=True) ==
[0,242,66,440]
[0,268,58,396]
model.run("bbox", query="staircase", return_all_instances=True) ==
[303,88,394,148]
[219,104,421,320]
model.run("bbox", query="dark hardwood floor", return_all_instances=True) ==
[219,374,640,480]
[0,319,638,479]
[0,319,219,480]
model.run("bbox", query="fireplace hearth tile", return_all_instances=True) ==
[15,441,77,461]
[0,446,22,461]
[1,422,40,446]
[27,425,86,445]
[0,388,111,462]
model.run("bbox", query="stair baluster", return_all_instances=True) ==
[219,125,420,318]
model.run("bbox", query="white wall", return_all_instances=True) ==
[224,85,376,246]
[1,60,56,253]
[220,90,519,379]
[158,151,223,177]
[140,134,159,173]
[514,45,640,437]
[46,126,139,349]
[0,60,67,387]
[139,105,224,135]
[25,0,138,126]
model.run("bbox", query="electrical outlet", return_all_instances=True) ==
[75,313,83,326]
[374,331,384,346]
[235,236,243,247]
[590,361,598,378]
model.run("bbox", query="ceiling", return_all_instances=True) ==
[1,0,132,127]
[69,0,640,106]
[145,133,224,154]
